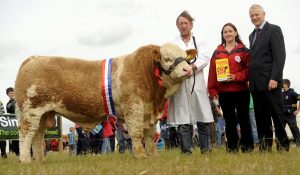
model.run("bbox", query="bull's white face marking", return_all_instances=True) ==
[159,43,190,80]
[158,43,191,98]
[26,85,37,98]
[160,43,187,71]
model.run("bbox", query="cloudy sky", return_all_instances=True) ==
[0,0,299,133]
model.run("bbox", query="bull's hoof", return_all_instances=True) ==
[19,158,32,164]
[147,151,157,157]
[133,153,148,159]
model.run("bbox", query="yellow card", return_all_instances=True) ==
[215,58,230,82]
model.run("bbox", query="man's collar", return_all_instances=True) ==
[257,21,267,30]
[180,33,193,41]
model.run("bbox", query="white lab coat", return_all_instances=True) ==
[167,35,214,125]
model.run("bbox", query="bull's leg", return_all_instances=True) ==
[124,100,147,158]
[32,113,49,162]
[144,124,157,156]
[19,113,41,163]
[126,119,146,158]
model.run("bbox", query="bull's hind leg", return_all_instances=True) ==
[19,112,42,163]
[144,124,157,156]
[32,112,52,162]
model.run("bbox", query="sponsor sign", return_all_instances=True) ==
[0,113,61,140]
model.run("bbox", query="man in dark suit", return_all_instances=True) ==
[248,4,289,152]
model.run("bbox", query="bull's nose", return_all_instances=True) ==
[183,66,192,76]
[183,67,188,75]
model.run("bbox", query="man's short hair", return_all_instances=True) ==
[6,87,14,95]
[283,79,291,88]
[176,10,194,25]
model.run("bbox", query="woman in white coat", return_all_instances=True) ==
[167,11,214,154]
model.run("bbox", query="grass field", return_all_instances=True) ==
[1,145,300,175]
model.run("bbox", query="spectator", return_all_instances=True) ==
[249,94,259,144]
[50,139,59,151]
[159,102,170,149]
[116,122,126,153]
[0,100,5,114]
[168,10,214,155]
[6,87,19,156]
[108,115,117,153]
[75,124,89,155]
[101,116,116,154]
[0,100,7,158]
[282,79,300,146]
[120,123,132,152]
[68,127,77,155]
[248,4,289,152]
[208,23,254,152]
[89,124,102,154]
[154,132,165,150]
[211,99,224,147]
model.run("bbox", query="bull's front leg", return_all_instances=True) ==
[143,121,157,157]
[123,99,147,158]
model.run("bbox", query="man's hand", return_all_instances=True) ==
[294,110,300,116]
[268,79,278,91]
[213,95,219,100]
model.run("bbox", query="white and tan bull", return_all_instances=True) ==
[15,43,196,163]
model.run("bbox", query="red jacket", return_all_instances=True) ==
[102,120,114,138]
[208,43,250,97]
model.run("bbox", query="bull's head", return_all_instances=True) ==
[155,43,197,98]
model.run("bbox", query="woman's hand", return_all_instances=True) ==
[226,74,235,82]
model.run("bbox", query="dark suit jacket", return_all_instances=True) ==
[249,22,286,91]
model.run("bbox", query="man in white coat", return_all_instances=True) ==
[168,11,214,154]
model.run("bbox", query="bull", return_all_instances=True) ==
[15,43,196,163]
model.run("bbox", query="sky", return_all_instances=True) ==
[0,0,299,134]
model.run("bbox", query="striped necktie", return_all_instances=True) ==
[252,28,261,46]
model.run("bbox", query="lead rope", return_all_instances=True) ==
[190,36,197,94]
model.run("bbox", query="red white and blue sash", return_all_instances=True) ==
[101,58,116,116]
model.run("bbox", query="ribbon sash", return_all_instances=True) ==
[101,58,116,115]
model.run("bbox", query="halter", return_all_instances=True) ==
[156,57,188,76]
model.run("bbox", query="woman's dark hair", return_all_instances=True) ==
[176,11,194,25]
[221,23,243,45]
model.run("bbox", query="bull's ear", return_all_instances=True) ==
[186,49,197,60]
[153,46,161,62]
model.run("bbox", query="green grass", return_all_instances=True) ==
[1,146,300,175]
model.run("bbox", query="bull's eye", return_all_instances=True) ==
[165,58,172,63]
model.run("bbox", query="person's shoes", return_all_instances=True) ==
[226,148,239,154]
[259,141,272,153]
[241,144,254,153]
[241,147,254,153]
[1,154,7,159]
[295,139,300,147]
[201,149,212,154]
[259,146,272,153]
[181,151,192,155]
[276,144,289,152]
[275,139,289,152]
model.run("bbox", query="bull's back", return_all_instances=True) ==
[15,56,104,117]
